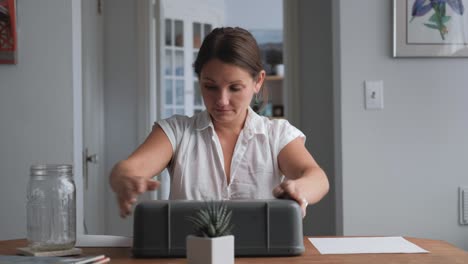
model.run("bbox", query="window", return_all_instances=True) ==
[162,19,214,118]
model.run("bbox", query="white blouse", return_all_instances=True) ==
[157,107,305,200]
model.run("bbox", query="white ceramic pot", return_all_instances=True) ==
[186,235,234,264]
[274,64,284,76]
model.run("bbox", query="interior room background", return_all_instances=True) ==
[0,0,467,251]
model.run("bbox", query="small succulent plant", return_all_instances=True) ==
[186,201,234,238]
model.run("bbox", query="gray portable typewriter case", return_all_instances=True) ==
[132,199,304,257]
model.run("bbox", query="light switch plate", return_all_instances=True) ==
[460,187,468,225]
[364,80,384,110]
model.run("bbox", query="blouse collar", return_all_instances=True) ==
[194,107,267,139]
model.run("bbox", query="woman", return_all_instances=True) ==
[110,27,329,218]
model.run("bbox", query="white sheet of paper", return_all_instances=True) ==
[308,236,429,254]
[76,234,133,247]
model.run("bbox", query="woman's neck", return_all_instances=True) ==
[212,109,248,135]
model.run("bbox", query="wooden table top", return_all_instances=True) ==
[1,237,467,263]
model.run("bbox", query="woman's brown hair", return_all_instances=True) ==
[194,27,263,79]
[193,27,267,106]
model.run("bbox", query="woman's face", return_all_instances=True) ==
[199,59,265,126]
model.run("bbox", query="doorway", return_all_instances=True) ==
[82,0,311,237]
[152,0,286,200]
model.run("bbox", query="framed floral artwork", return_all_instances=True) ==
[393,0,468,57]
[0,0,17,64]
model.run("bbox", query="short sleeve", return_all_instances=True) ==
[274,120,306,152]
[156,115,190,153]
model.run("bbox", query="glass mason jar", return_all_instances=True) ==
[27,164,76,251]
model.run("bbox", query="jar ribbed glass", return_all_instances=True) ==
[27,164,76,251]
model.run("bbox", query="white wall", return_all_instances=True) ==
[0,0,76,239]
[297,0,468,250]
[224,0,282,29]
[337,0,468,250]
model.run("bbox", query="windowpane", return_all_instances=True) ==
[193,23,201,49]
[161,19,211,121]
[165,79,173,104]
[193,51,198,77]
[165,49,173,76]
[175,20,184,47]
[165,19,172,46]
[194,81,202,106]
[175,108,185,115]
[175,80,184,105]
[204,24,212,38]
[164,108,173,118]
[175,51,184,76]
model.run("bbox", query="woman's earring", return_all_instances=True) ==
[254,93,259,105]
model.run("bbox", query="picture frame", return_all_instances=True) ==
[393,0,468,57]
[0,0,17,64]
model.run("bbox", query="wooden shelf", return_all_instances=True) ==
[269,116,285,120]
[265,75,283,81]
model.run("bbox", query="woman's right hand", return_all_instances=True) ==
[109,161,160,218]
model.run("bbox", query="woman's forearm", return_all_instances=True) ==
[295,167,329,204]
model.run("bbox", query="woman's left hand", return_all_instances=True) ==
[272,179,309,218]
